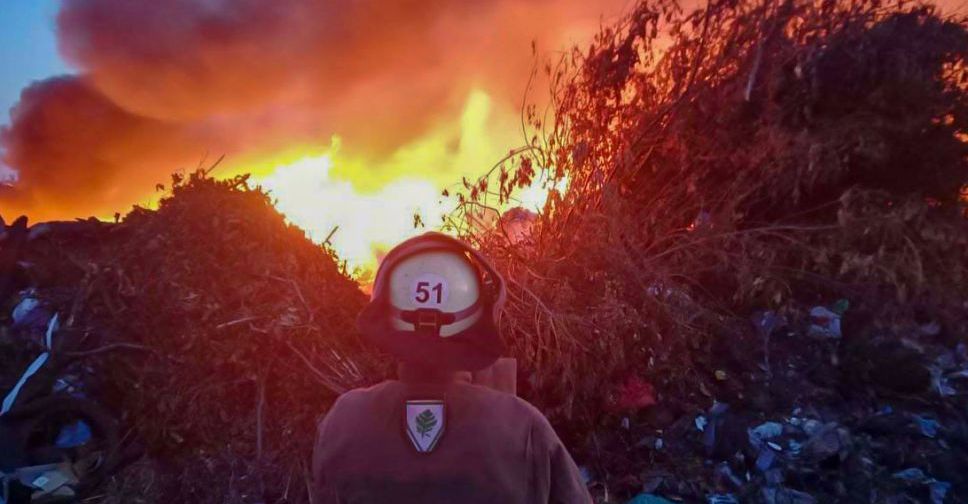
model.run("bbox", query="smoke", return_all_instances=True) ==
[1,0,623,220]
[0,76,212,220]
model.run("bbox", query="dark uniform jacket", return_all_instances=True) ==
[312,370,591,503]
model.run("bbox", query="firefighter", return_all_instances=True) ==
[312,232,590,503]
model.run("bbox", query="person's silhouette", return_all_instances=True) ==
[313,232,590,503]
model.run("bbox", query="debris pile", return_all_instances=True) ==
[454,0,968,501]
[1,0,966,502]
[2,173,388,502]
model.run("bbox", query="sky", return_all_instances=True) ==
[1,0,961,270]
[0,0,69,178]
[0,0,628,271]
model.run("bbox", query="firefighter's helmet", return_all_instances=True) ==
[357,232,506,371]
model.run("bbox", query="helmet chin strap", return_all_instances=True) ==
[393,303,482,337]
[402,308,454,336]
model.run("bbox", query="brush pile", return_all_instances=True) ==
[2,0,968,502]
[454,0,968,501]
[1,172,387,502]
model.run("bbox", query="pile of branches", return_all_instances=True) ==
[8,172,387,502]
[454,0,968,500]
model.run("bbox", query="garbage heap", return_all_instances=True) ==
[457,0,968,502]
[1,172,388,502]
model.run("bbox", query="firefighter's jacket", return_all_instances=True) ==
[312,369,591,503]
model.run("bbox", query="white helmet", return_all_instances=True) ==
[357,232,506,371]
[387,250,484,337]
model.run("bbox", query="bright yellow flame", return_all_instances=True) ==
[243,89,567,276]
[256,150,454,273]
[516,172,569,213]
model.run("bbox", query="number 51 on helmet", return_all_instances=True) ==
[357,232,507,372]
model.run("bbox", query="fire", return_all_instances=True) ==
[243,89,563,274]
[255,151,453,273]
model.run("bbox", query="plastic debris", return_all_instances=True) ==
[750,422,784,442]
[55,420,93,448]
[892,468,926,482]
[808,306,842,338]
[13,462,78,500]
[628,493,675,504]
[708,494,739,504]
[11,297,51,331]
[1,353,50,415]
[914,415,940,438]
[695,415,708,432]
[756,448,777,472]
[12,297,40,323]
[929,480,951,504]
[1,313,59,415]
[749,421,785,472]
[702,402,730,454]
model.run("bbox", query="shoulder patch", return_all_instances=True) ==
[405,400,445,453]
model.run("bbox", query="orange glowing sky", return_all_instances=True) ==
[3,0,964,272]
[0,0,629,270]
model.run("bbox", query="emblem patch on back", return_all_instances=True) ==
[405,400,445,453]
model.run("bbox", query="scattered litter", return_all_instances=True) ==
[1,312,59,415]
[695,415,708,432]
[808,306,842,338]
[55,420,93,448]
[929,480,951,504]
[750,422,784,442]
[1,352,50,415]
[892,468,926,482]
[913,415,940,438]
[11,297,50,331]
[756,448,777,472]
[13,462,78,500]
[11,297,40,323]
[628,493,674,504]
